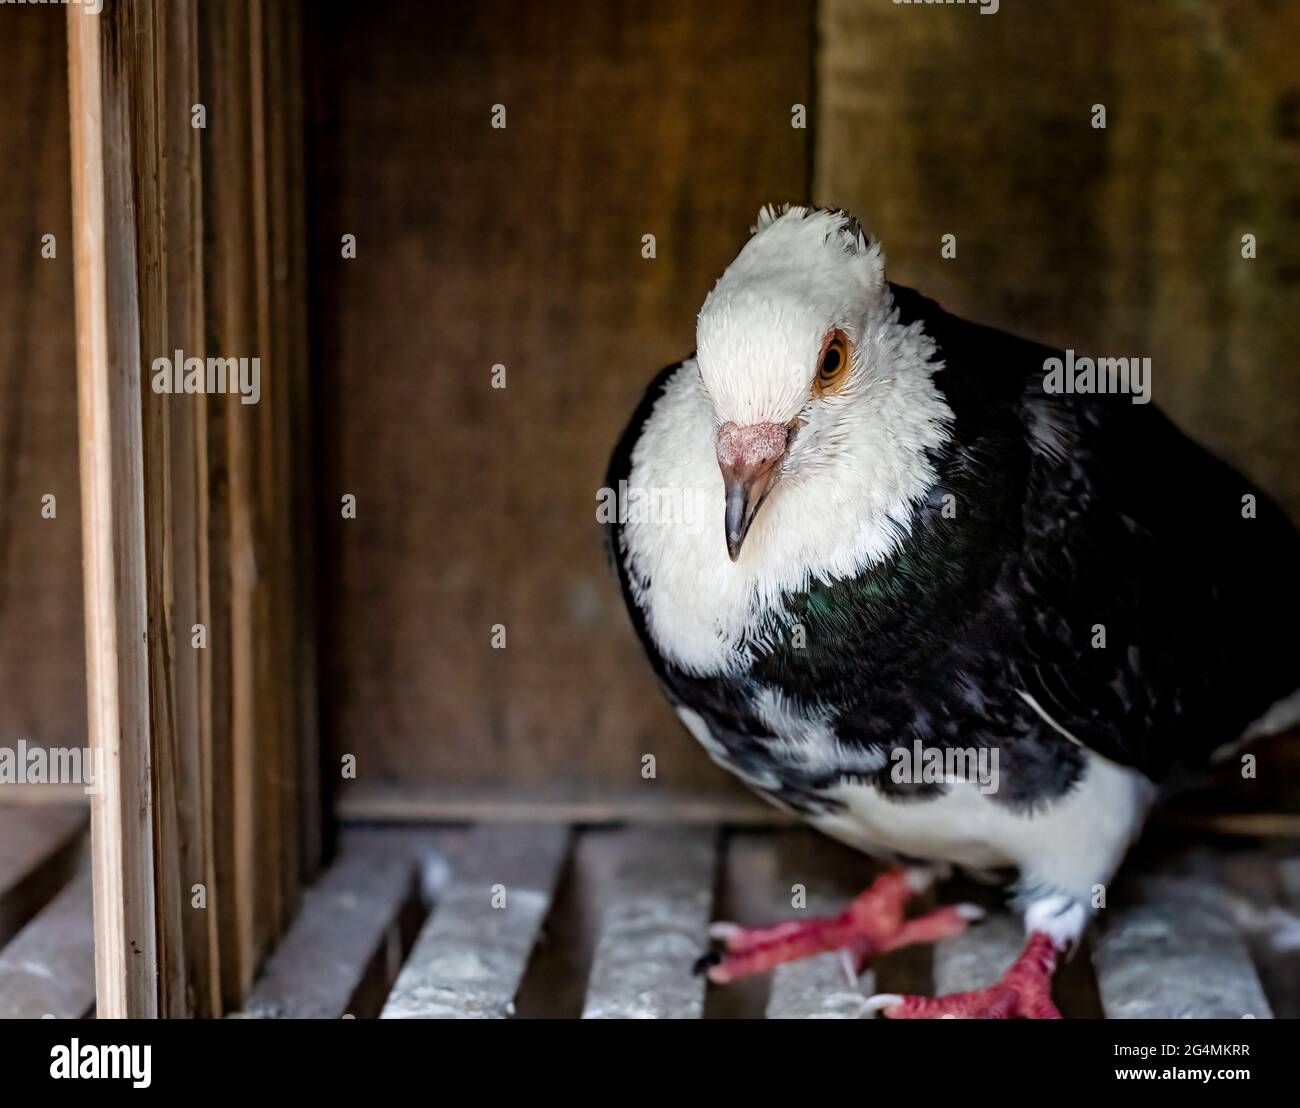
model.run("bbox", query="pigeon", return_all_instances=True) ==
[603,204,1300,1018]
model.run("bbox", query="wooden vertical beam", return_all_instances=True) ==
[262,0,303,910]
[284,0,323,885]
[246,0,285,944]
[66,0,159,1019]
[199,0,261,999]
[127,0,189,1020]
[67,0,314,1017]
[164,0,222,1019]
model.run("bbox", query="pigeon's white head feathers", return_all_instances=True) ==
[621,205,954,672]
[696,205,888,428]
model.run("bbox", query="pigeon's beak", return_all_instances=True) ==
[716,421,789,562]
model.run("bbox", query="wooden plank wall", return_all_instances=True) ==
[307,0,813,818]
[816,0,1300,520]
[311,0,1300,818]
[63,0,319,1016]
[0,6,85,760]
[814,0,1300,810]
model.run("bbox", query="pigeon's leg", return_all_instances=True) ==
[863,895,1085,1018]
[863,931,1062,1019]
[698,867,981,985]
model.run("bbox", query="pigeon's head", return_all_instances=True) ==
[696,205,891,561]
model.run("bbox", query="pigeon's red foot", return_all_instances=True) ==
[864,931,1063,1019]
[697,868,980,985]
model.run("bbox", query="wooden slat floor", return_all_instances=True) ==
[0,805,1296,1019]
[248,823,1295,1019]
[0,803,93,1018]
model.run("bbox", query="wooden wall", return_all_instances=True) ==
[311,0,1300,821]
[63,0,319,1016]
[309,0,814,819]
[0,0,1294,895]
[816,0,1300,520]
[0,9,85,755]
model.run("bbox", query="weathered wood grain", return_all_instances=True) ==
[192,2,241,1012]
[0,855,95,1019]
[1094,855,1273,1018]
[932,909,1023,997]
[280,0,324,886]
[582,827,716,1019]
[306,0,812,810]
[261,0,305,915]
[1219,849,1300,1020]
[711,830,878,1019]
[66,0,161,1019]
[243,835,417,1019]
[0,8,85,761]
[0,803,87,947]
[337,780,795,827]
[382,824,569,1019]
[162,0,222,1020]
[767,946,865,1020]
[60,0,314,1017]
[128,0,189,1019]
[199,0,263,1001]
[758,832,877,1019]
[246,0,287,948]
[816,0,1300,522]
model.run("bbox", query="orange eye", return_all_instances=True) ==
[813,329,852,396]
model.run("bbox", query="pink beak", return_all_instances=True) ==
[715,421,789,561]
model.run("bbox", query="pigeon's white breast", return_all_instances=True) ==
[680,699,1155,903]
[811,751,1155,901]
[623,361,944,676]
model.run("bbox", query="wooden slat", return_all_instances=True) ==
[767,949,865,1019]
[0,804,87,946]
[282,0,323,885]
[1279,856,1300,909]
[199,0,261,1001]
[125,0,189,1021]
[932,910,1024,997]
[66,0,160,1019]
[0,857,95,1019]
[581,827,716,1019]
[1093,856,1273,1018]
[260,0,302,919]
[338,781,793,827]
[308,0,811,814]
[245,0,285,947]
[762,836,876,1019]
[162,0,222,1020]
[381,824,569,1019]
[1218,850,1299,1019]
[708,829,880,1019]
[242,835,417,1019]
[0,7,86,761]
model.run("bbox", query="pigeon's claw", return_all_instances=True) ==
[697,867,972,985]
[864,931,1063,1019]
